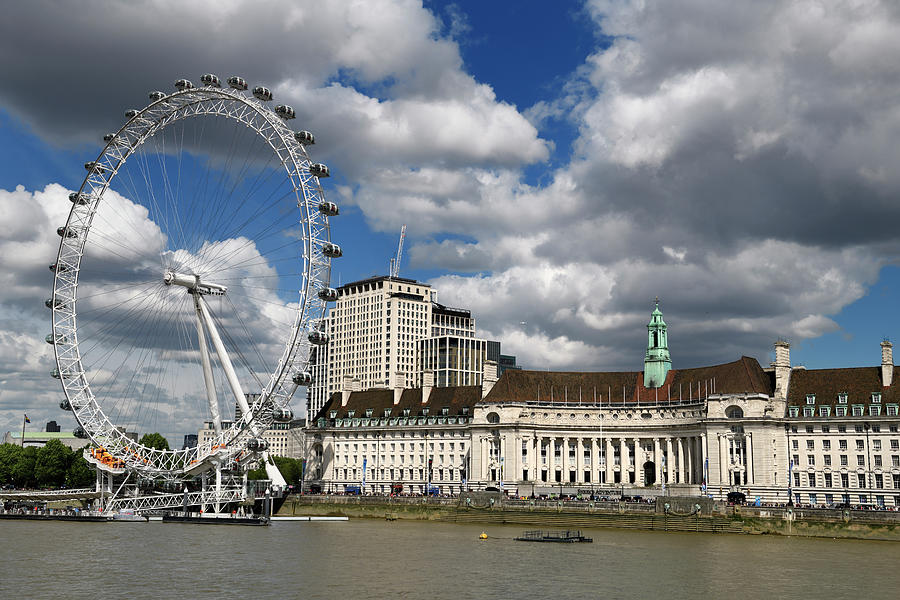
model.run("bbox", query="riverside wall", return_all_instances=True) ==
[279,494,900,541]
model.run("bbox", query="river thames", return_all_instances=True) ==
[1,519,898,599]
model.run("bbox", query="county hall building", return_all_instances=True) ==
[305,303,900,507]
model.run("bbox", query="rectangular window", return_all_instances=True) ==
[852,405,864,416]
[840,455,848,466]
[838,425,847,433]
[858,474,866,488]
[808,455,816,466]
[872,392,882,403]
[824,455,832,466]
[806,440,815,450]
[806,394,816,405]
[856,440,865,450]
[874,455,882,467]
[809,493,817,505]
[822,425,830,433]
[875,474,884,488]
[824,473,832,487]
[819,406,831,417]
[869,405,882,416]
[792,440,799,450]
[887,405,899,416]
[793,473,800,487]
[841,473,849,488]
[873,440,882,450]
[823,440,831,450]
[858,455,865,466]
[835,406,847,417]
[803,406,814,417]
[837,393,848,404]
[839,440,848,450]
[789,407,799,417]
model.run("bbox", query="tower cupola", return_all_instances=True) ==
[643,298,671,388]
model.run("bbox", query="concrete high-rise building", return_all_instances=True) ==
[306,276,480,417]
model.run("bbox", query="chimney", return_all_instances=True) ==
[773,341,791,401]
[482,359,499,399]
[882,340,893,388]
[341,375,358,407]
[392,370,405,405]
[422,369,434,405]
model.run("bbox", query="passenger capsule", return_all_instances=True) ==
[200,73,221,88]
[292,372,312,386]
[103,133,115,143]
[309,163,330,178]
[273,408,293,421]
[49,263,70,273]
[174,78,194,91]
[294,130,315,145]
[124,109,139,119]
[246,438,268,451]
[322,242,342,258]
[46,333,67,345]
[274,104,295,119]
[45,298,65,309]
[252,86,272,101]
[317,287,338,302]
[57,227,77,239]
[84,161,106,174]
[318,201,339,216]
[73,426,87,439]
[51,368,70,379]
[308,330,329,345]
[148,90,166,101]
[69,192,90,205]
[227,76,248,91]
[60,398,72,411]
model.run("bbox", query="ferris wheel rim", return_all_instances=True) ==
[50,80,335,478]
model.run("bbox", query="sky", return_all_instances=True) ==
[2,0,900,440]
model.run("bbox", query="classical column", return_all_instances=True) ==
[619,438,628,483]
[633,437,640,485]
[685,437,693,484]
[605,437,614,485]
[575,436,584,482]
[745,432,754,484]
[561,437,568,478]
[654,438,662,485]
[481,437,489,479]
[677,437,685,484]
[701,433,708,485]
[666,437,674,485]
[719,434,727,487]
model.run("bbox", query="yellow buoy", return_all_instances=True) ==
[479,531,488,540]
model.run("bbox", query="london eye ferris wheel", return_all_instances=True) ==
[48,73,340,483]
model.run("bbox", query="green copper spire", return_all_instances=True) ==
[643,297,671,388]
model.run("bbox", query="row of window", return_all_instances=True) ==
[805,392,883,404]
[790,404,899,417]
[792,453,900,467]
[794,438,900,451]
[793,472,900,489]
[798,493,900,507]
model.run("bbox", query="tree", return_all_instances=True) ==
[0,443,22,485]
[11,446,37,487]
[273,456,302,485]
[139,433,170,451]
[66,455,94,487]
[34,439,69,487]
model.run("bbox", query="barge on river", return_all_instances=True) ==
[514,530,593,543]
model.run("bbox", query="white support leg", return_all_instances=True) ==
[193,293,221,436]
[195,294,252,425]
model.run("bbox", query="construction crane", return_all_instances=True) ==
[390,224,407,278]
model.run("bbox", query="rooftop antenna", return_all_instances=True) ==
[390,224,407,278]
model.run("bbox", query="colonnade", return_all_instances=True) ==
[717,431,753,486]
[478,433,708,487]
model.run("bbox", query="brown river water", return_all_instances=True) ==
[1,519,897,599]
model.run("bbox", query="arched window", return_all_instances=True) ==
[486,412,500,424]
[725,405,744,419]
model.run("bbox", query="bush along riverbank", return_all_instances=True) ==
[278,493,900,541]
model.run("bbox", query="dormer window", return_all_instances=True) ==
[329,410,337,419]
[402,408,411,417]
[871,392,882,403]
[806,394,816,405]
[837,393,848,404]
[365,408,374,418]
[422,407,429,416]
[347,410,355,418]
[461,407,470,415]
[383,409,391,417]
[441,407,449,416]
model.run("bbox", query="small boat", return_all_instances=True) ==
[514,530,593,543]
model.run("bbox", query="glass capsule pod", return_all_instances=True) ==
[246,438,268,451]
[45,298,65,309]
[200,73,221,87]
[69,192,90,205]
[148,90,166,101]
[124,109,139,119]
[174,78,194,91]
[49,263,70,273]
[273,408,293,421]
[57,227,77,238]
[252,86,273,101]
[322,242,342,258]
[60,398,72,411]
[308,330,329,345]
[294,130,315,145]
[318,201,339,216]
[74,426,88,439]
[227,76,248,90]
[317,287,338,302]
[292,371,312,386]
[84,161,106,174]
[309,163,330,178]
[274,104,295,119]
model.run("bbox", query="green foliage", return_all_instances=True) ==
[34,439,69,486]
[12,446,37,487]
[273,456,303,485]
[139,433,170,451]
[66,455,94,487]
[0,443,22,484]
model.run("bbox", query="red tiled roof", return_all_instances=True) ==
[313,386,482,421]
[483,356,772,404]
[787,366,898,407]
